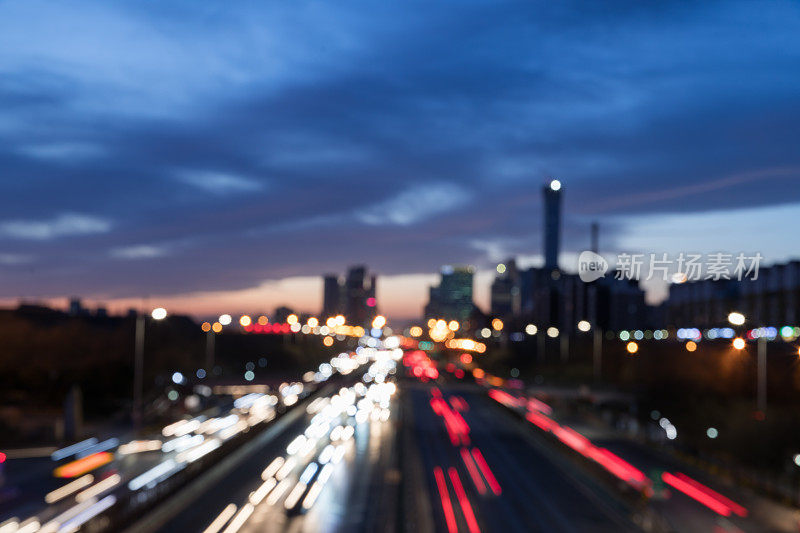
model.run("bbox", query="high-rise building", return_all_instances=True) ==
[490,259,520,317]
[345,265,377,325]
[320,266,377,325]
[543,179,562,270]
[424,265,475,325]
[68,297,85,316]
[274,306,296,323]
[486,194,651,331]
[322,274,343,318]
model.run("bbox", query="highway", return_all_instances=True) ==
[4,340,799,533]
[148,365,399,533]
[402,381,637,533]
[136,352,643,533]
[0,349,383,533]
[484,382,800,533]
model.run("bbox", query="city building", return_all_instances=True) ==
[320,265,377,325]
[274,306,296,323]
[488,180,652,332]
[543,179,562,271]
[322,274,344,318]
[68,297,86,316]
[490,259,520,317]
[665,260,800,328]
[424,265,476,325]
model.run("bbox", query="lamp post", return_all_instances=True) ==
[588,324,603,382]
[206,330,216,370]
[202,320,222,371]
[729,312,766,417]
[200,321,217,372]
[133,307,167,431]
[537,326,546,364]
[560,332,569,363]
[757,335,767,416]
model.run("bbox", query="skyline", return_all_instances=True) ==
[2,1,800,320]
[9,247,799,323]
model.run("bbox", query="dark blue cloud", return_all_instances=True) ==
[0,0,799,301]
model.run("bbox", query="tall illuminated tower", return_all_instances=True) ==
[543,179,562,270]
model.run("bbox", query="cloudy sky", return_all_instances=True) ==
[1,1,799,320]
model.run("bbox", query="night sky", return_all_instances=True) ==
[1,1,799,319]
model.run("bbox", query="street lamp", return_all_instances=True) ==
[577,320,603,382]
[728,312,746,326]
[134,307,167,431]
[728,311,766,417]
[372,315,387,329]
[205,322,222,371]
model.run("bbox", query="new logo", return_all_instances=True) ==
[578,251,608,282]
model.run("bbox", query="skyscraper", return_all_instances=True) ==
[424,265,475,324]
[321,266,377,325]
[543,179,562,270]
[490,259,520,317]
[345,265,377,325]
[322,274,343,318]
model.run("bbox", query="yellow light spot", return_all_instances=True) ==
[685,341,697,352]
[239,315,251,327]
[492,318,504,331]
[323,336,334,347]
[258,315,269,325]
[307,317,318,327]
[448,320,459,332]
[201,321,211,332]
[212,322,223,333]
[409,326,423,337]
[626,341,638,354]
[733,337,746,350]
[429,328,449,342]
[287,314,298,325]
